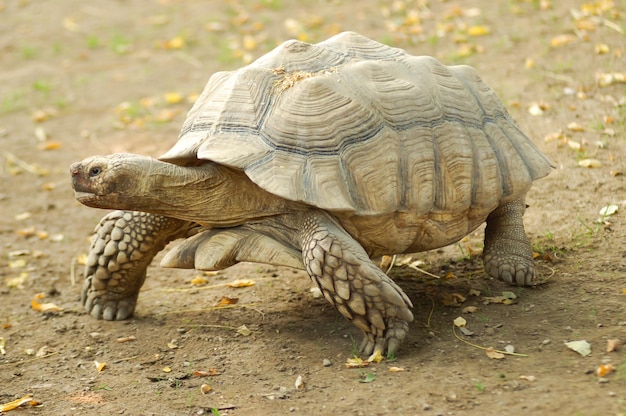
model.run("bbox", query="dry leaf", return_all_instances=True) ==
[0,395,40,412]
[485,347,505,359]
[606,339,621,352]
[567,122,585,132]
[550,34,577,47]
[345,357,369,368]
[453,316,467,327]
[467,25,490,36]
[578,159,602,168]
[162,366,172,373]
[596,72,626,87]
[565,340,591,356]
[367,350,384,363]
[596,364,615,377]
[193,368,220,377]
[164,92,184,104]
[190,276,208,286]
[31,293,62,313]
[37,141,62,151]
[116,336,136,343]
[94,361,106,372]
[200,384,212,394]
[389,366,406,372]
[468,289,481,297]
[462,306,478,314]
[215,296,238,307]
[227,279,255,288]
[295,374,305,390]
[519,375,536,382]
[236,324,251,336]
[599,205,618,217]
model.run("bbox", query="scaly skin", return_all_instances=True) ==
[82,210,193,320]
[299,211,414,356]
[482,197,536,286]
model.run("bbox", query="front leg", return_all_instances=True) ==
[482,197,535,286]
[300,211,414,356]
[82,210,193,320]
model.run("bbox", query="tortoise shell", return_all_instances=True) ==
[160,31,553,217]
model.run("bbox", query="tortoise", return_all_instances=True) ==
[70,31,553,356]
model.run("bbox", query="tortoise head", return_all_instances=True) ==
[70,153,157,210]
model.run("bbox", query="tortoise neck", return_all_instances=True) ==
[131,159,297,227]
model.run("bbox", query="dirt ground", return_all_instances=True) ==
[1,0,625,415]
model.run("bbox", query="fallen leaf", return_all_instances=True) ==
[462,306,478,314]
[345,357,369,368]
[596,364,615,377]
[295,374,305,390]
[596,72,626,87]
[467,25,490,36]
[485,347,505,359]
[190,276,208,286]
[193,368,220,377]
[389,366,406,372]
[94,361,106,372]
[519,375,536,382]
[215,296,238,307]
[164,92,184,104]
[227,279,255,288]
[162,366,172,373]
[606,339,621,352]
[599,205,618,217]
[0,395,40,412]
[358,372,376,383]
[453,316,467,327]
[567,122,585,132]
[236,324,251,336]
[367,350,384,363]
[31,293,62,313]
[116,336,136,343]
[550,34,577,47]
[565,340,591,356]
[37,141,62,151]
[200,384,212,394]
[578,159,602,168]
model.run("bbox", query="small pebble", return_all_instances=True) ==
[323,358,332,367]
[542,339,551,345]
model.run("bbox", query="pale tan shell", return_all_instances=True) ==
[160,31,553,216]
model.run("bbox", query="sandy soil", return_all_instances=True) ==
[1,0,625,415]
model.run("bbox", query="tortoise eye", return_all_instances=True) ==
[89,166,102,177]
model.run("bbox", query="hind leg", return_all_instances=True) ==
[482,197,535,286]
[82,210,193,320]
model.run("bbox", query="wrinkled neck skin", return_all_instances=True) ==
[90,156,299,227]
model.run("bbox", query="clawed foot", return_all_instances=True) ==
[483,253,535,286]
[81,275,139,320]
[358,317,409,357]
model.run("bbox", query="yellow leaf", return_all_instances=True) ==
[37,141,62,151]
[190,276,208,286]
[94,361,106,372]
[162,366,172,373]
[467,25,490,36]
[485,347,505,359]
[164,92,183,104]
[200,384,212,394]
[389,366,406,372]
[0,395,39,412]
[567,122,585,132]
[596,364,615,377]
[578,159,602,168]
[31,293,62,313]
[163,36,185,49]
[367,350,384,363]
[550,34,577,47]
[215,296,239,307]
[453,316,467,327]
[226,279,255,288]
[344,357,369,368]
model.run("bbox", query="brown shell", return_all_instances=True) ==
[160,31,553,216]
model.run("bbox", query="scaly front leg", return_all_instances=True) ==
[82,210,193,320]
[299,211,414,356]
